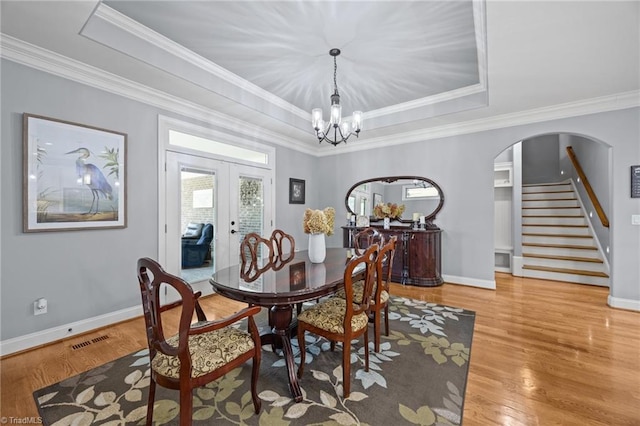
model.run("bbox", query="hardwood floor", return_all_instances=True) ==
[2,273,639,424]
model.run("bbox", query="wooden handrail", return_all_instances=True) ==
[566,146,609,228]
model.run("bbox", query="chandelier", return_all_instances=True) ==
[311,48,363,146]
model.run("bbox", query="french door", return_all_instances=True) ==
[164,151,272,296]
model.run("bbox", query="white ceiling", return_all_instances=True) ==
[1,1,638,154]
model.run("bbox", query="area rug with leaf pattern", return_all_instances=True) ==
[34,297,475,425]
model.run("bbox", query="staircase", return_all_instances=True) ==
[521,181,609,286]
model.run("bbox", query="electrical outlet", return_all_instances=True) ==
[632,215,640,226]
[34,298,47,315]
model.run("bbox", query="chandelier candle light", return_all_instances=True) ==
[311,49,363,146]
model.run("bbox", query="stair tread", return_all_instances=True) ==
[523,253,604,263]
[523,265,609,277]
[524,190,573,194]
[524,224,588,228]
[523,242,598,250]
[523,206,580,209]
[523,182,571,187]
[522,198,577,201]
[523,233,592,238]
[522,214,584,219]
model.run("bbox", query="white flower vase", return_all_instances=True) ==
[383,217,391,230]
[308,233,326,263]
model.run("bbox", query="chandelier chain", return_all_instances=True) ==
[333,55,339,96]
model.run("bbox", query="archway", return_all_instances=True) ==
[493,132,612,292]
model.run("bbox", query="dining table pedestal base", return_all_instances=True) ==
[258,304,303,402]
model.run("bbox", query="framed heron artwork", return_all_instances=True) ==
[22,113,127,232]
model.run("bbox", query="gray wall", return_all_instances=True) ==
[559,134,612,261]
[1,61,160,340]
[0,60,316,342]
[522,134,564,184]
[317,109,639,302]
[2,59,640,347]
[274,145,320,247]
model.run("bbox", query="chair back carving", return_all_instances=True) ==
[376,235,397,300]
[270,229,295,270]
[354,227,384,255]
[137,257,206,362]
[240,233,275,281]
[343,243,379,317]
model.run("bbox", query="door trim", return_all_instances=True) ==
[158,115,275,278]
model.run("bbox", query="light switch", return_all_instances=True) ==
[632,215,640,225]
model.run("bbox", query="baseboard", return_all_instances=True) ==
[442,274,496,290]
[0,305,143,357]
[512,256,524,276]
[607,295,640,312]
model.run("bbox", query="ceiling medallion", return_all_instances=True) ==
[311,49,362,146]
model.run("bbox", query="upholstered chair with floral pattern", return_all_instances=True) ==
[137,257,262,425]
[296,243,379,399]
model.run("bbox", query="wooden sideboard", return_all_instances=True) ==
[342,226,443,287]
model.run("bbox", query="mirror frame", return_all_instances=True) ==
[345,175,444,224]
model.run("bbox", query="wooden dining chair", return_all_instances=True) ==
[335,235,397,352]
[296,243,379,398]
[137,257,262,425]
[240,232,275,281]
[369,235,397,352]
[270,229,295,270]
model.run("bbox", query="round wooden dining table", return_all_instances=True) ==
[210,248,358,402]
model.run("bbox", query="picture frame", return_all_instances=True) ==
[23,113,127,232]
[289,178,305,204]
[373,193,383,208]
[289,262,306,290]
[632,165,640,198]
[356,215,370,227]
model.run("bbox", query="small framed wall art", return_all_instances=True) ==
[631,165,640,198]
[289,178,305,204]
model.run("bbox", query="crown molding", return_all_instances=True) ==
[318,90,640,157]
[0,34,317,156]
[2,34,638,160]
[364,83,486,119]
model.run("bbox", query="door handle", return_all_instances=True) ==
[231,229,237,234]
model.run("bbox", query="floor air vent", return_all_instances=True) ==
[91,335,109,343]
[71,335,109,350]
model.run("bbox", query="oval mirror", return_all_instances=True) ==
[345,176,444,225]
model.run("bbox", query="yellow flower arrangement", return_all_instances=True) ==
[303,207,335,236]
[373,202,405,220]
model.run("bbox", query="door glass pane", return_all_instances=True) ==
[238,175,265,257]
[180,167,216,283]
